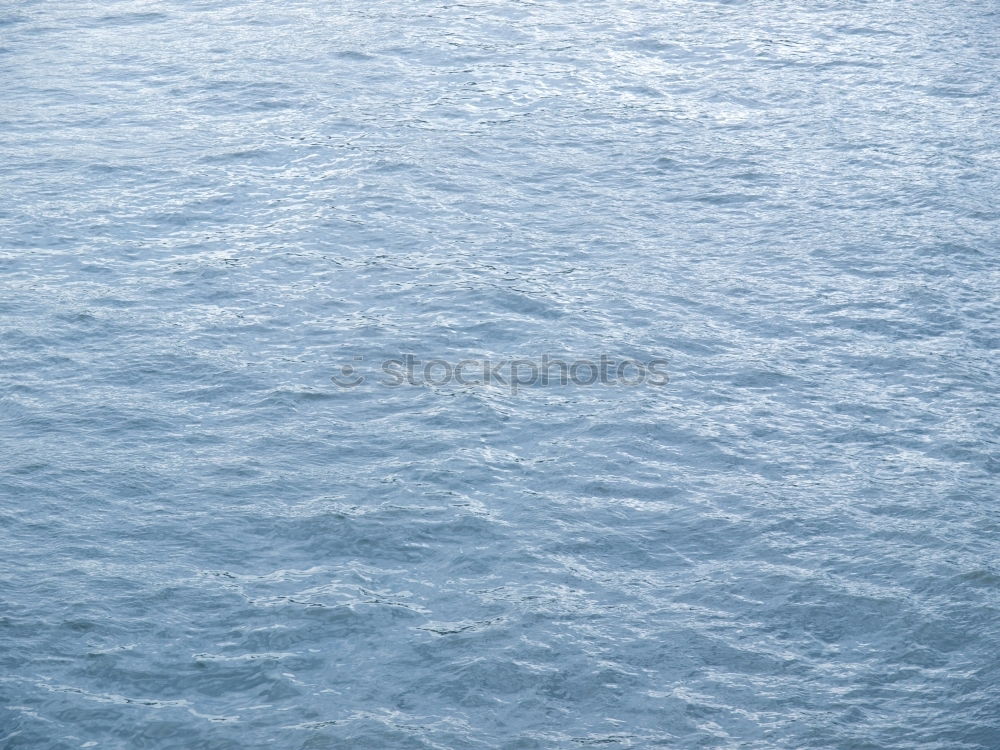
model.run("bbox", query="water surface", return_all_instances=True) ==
[1,1,999,747]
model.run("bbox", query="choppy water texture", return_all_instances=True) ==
[2,1,999,748]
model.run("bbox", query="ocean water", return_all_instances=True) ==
[2,0,999,747]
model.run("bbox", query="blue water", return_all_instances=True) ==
[2,1,999,748]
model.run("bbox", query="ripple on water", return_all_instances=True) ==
[1,0,999,748]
